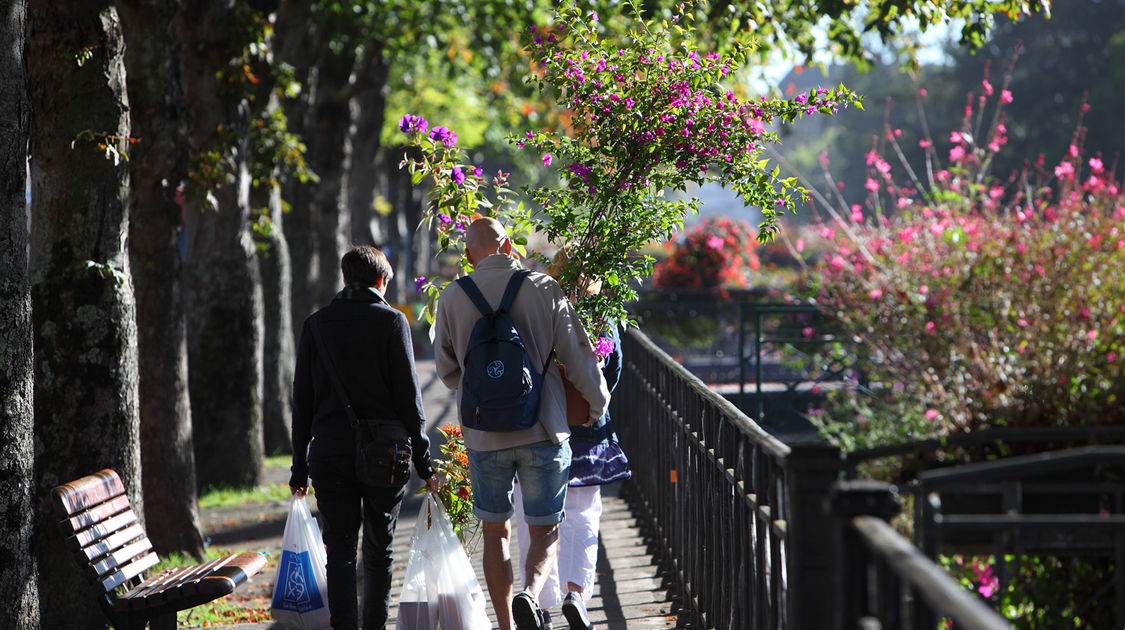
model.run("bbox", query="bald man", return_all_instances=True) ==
[434,218,610,630]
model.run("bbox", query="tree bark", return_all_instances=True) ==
[286,36,355,326]
[346,46,390,250]
[27,1,141,626]
[118,0,205,558]
[181,0,264,489]
[381,145,426,304]
[0,2,40,628]
[253,127,295,456]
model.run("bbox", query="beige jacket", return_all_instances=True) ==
[434,254,610,452]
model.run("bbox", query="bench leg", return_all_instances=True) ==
[148,612,177,630]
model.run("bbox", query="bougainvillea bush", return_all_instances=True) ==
[799,68,1125,453]
[401,1,858,342]
[652,216,761,289]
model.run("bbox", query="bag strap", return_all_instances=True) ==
[497,269,530,314]
[454,276,494,317]
[309,320,365,431]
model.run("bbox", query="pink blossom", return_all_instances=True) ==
[705,235,725,251]
[795,238,806,253]
[1090,157,1105,173]
[949,146,965,162]
[1088,330,1098,341]
[1069,144,1080,158]
[1001,89,1013,104]
[925,321,936,333]
[868,288,883,300]
[950,131,963,144]
[864,178,879,193]
[919,139,932,148]
[849,206,864,222]
[543,153,553,166]
[1054,162,1074,179]
[918,88,928,97]
[981,79,994,96]
[925,409,938,419]
[820,226,836,239]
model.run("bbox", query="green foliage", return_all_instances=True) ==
[941,555,1115,628]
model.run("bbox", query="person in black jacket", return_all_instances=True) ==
[290,245,438,630]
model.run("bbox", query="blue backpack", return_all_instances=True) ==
[456,270,553,432]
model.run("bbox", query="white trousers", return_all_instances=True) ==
[513,483,603,609]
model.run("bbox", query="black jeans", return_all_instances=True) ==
[309,456,406,630]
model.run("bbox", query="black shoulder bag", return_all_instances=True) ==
[310,322,412,488]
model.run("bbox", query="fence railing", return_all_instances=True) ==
[615,328,846,629]
[616,327,1014,630]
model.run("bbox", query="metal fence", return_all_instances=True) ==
[614,328,843,630]
[615,327,1014,630]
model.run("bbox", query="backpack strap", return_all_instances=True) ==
[497,269,531,314]
[455,276,495,317]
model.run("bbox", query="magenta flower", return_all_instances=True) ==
[594,336,616,358]
[451,167,465,186]
[413,276,427,293]
[543,153,553,166]
[398,114,428,135]
[438,213,452,225]
[429,126,458,147]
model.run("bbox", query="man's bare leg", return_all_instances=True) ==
[483,519,516,630]
[523,523,560,599]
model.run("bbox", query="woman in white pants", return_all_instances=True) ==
[514,323,630,630]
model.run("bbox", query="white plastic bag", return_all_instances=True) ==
[395,500,439,630]
[271,496,332,630]
[397,495,490,630]
[426,495,491,630]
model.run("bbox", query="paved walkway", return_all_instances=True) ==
[211,359,681,629]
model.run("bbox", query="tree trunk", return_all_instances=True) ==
[287,43,356,325]
[346,47,390,249]
[273,0,318,336]
[253,129,295,456]
[118,0,205,558]
[181,0,264,490]
[0,3,40,628]
[27,2,142,626]
[381,145,426,304]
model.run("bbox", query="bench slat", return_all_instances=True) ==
[79,523,148,564]
[93,538,155,583]
[65,494,132,532]
[71,508,142,550]
[101,550,161,592]
[52,469,126,516]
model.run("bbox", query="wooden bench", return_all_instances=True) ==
[52,469,268,630]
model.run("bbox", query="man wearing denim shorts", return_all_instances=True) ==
[434,218,610,630]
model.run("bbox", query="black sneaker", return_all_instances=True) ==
[512,591,546,630]
[561,592,594,630]
[542,609,554,630]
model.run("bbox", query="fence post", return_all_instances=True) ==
[828,480,902,630]
[784,442,844,630]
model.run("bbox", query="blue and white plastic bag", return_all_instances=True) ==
[271,496,332,630]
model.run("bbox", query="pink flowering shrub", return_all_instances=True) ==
[800,64,1125,451]
[652,217,761,289]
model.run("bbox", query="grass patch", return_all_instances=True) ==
[178,598,273,627]
[199,482,297,509]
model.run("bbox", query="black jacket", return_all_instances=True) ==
[290,284,433,487]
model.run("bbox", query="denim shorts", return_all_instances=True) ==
[467,441,571,526]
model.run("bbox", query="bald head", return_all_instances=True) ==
[466,217,511,264]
